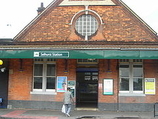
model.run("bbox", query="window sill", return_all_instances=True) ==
[30,91,57,95]
[119,93,145,96]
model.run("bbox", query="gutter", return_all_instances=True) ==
[0,47,158,51]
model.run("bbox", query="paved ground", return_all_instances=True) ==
[0,109,158,119]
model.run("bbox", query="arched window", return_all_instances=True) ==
[75,14,98,40]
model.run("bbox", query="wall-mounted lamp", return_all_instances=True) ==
[0,60,3,65]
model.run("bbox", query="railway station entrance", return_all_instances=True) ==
[76,68,98,108]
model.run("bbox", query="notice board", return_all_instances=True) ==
[103,79,114,95]
[145,78,155,95]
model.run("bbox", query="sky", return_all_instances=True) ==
[0,0,158,38]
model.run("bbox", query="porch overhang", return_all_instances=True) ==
[0,50,157,59]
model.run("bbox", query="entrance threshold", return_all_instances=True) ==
[76,107,98,111]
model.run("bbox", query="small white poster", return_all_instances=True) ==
[103,79,113,95]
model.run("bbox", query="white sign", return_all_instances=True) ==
[103,79,113,95]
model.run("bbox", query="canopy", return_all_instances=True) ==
[0,50,157,59]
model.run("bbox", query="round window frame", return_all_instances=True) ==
[70,10,103,40]
[75,14,99,39]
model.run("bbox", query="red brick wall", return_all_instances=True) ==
[8,59,77,102]
[98,59,118,103]
[8,59,158,104]
[98,59,158,104]
[8,59,33,100]
[15,5,157,42]
[118,59,158,103]
[55,59,77,101]
[144,60,158,103]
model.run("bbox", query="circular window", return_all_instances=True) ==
[75,14,98,40]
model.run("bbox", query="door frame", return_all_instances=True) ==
[76,68,99,108]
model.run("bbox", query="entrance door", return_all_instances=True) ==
[0,71,9,108]
[76,71,98,108]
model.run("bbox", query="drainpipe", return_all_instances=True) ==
[116,59,119,111]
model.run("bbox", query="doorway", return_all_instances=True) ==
[0,71,9,108]
[76,69,98,108]
[0,59,9,108]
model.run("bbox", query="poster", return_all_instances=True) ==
[103,79,113,95]
[57,76,67,92]
[68,81,75,87]
[145,78,155,95]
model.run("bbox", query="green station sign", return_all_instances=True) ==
[33,51,69,58]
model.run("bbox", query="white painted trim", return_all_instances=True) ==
[59,0,116,6]
[70,9,104,25]
[119,93,145,96]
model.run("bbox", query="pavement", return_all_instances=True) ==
[0,108,158,119]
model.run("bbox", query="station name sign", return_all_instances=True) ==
[33,51,69,58]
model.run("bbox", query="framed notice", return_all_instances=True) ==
[57,76,67,92]
[68,81,75,97]
[145,78,155,95]
[68,81,75,87]
[103,79,114,95]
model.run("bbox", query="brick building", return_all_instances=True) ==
[0,0,158,111]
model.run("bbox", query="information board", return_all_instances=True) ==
[145,78,155,95]
[103,79,114,95]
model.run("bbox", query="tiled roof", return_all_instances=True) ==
[14,0,157,42]
[0,45,158,50]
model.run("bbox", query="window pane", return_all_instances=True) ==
[119,59,144,93]
[120,78,129,91]
[75,14,98,37]
[133,67,143,77]
[133,78,142,91]
[47,64,55,76]
[119,65,129,77]
[34,77,42,89]
[34,64,43,76]
[46,77,55,89]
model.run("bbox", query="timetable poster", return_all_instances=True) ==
[145,78,155,95]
